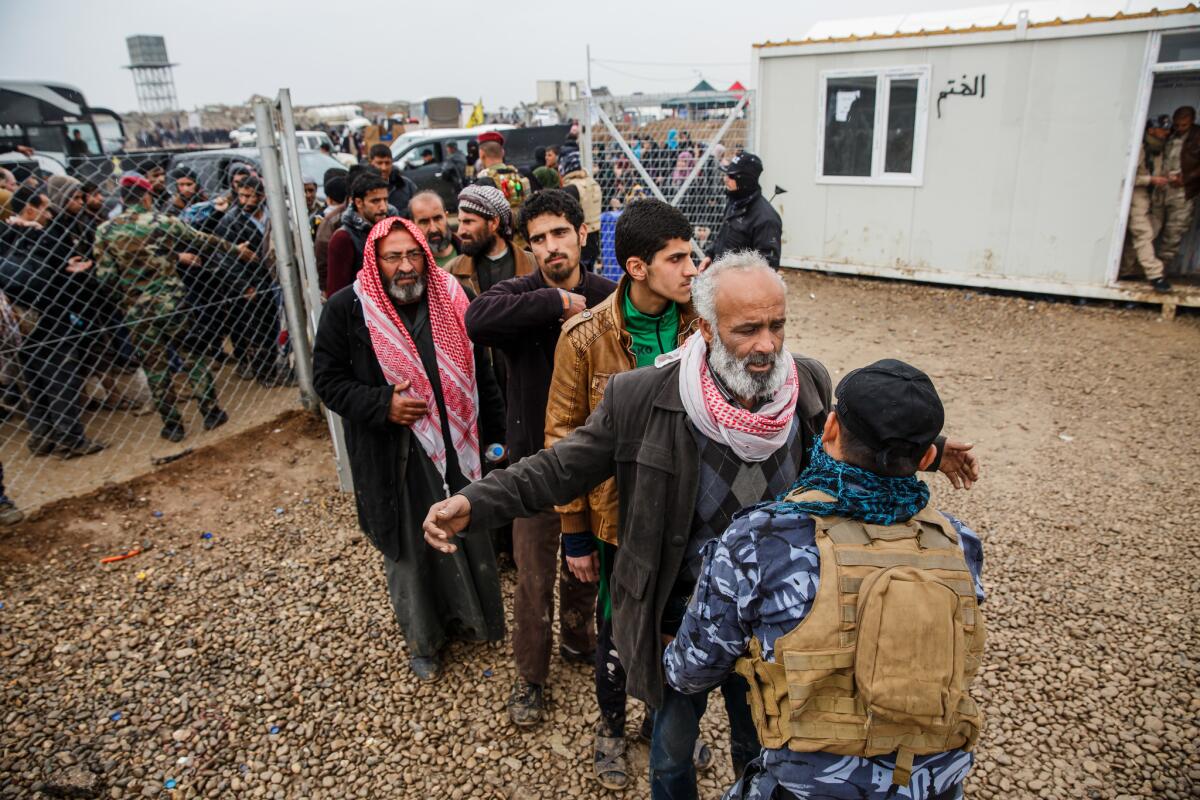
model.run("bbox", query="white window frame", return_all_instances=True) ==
[815,65,931,187]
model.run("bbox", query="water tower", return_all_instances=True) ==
[124,35,179,112]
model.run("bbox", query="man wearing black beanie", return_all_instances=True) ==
[702,152,782,269]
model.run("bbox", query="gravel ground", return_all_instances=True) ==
[1,271,1198,799]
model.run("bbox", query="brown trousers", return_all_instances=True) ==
[512,511,596,686]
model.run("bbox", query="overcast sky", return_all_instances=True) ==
[2,0,972,112]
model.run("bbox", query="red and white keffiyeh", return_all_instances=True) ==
[352,216,481,489]
[664,331,798,462]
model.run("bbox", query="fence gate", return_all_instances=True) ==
[573,88,754,275]
[260,90,353,492]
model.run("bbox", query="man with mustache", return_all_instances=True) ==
[313,216,506,681]
[446,184,535,296]
[423,250,980,799]
[464,190,616,728]
[408,190,458,269]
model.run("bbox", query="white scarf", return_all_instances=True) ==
[657,332,798,463]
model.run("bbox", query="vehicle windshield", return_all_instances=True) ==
[390,132,430,155]
[298,150,344,178]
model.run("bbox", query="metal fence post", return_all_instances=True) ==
[579,96,594,175]
[274,90,326,336]
[271,90,355,493]
[254,101,318,413]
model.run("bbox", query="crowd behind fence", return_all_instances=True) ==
[581,91,753,276]
[0,149,307,511]
[0,88,752,512]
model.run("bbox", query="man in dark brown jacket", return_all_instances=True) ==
[446,185,535,296]
[1177,105,1200,201]
[545,199,700,790]
[426,252,982,797]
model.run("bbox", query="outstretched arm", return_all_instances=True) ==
[425,386,621,553]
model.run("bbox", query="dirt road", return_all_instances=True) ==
[1,271,1197,799]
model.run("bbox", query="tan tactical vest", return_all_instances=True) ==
[734,489,986,786]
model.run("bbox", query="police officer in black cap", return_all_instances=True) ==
[702,152,783,269]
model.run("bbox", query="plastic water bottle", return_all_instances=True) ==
[484,443,506,463]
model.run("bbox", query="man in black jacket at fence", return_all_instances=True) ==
[463,190,615,727]
[703,153,782,269]
[0,186,116,457]
[212,176,281,386]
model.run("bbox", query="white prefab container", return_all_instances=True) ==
[754,2,1200,307]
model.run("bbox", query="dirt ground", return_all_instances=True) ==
[0,360,302,512]
[1,271,1197,799]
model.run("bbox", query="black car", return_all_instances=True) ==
[166,148,344,201]
[392,124,571,210]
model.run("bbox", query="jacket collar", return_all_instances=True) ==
[613,274,700,346]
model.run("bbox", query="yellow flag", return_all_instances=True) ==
[466,99,484,128]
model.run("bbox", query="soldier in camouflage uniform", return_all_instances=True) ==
[93,174,253,442]
[1152,108,1196,285]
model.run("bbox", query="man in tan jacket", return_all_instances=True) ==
[545,198,700,789]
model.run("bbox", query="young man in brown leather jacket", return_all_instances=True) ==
[545,199,701,789]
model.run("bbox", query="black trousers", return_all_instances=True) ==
[20,337,86,447]
[595,541,628,732]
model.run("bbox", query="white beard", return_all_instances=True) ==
[387,273,426,304]
[708,332,790,401]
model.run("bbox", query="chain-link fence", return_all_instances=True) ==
[0,140,318,511]
[577,89,753,277]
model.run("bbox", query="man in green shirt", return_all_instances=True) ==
[543,199,704,790]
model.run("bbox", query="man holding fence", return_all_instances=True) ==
[93,174,253,442]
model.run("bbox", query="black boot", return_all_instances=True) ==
[59,437,107,459]
[202,406,229,431]
[26,436,56,457]
[160,421,186,442]
[1151,277,1173,293]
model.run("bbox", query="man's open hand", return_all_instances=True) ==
[387,380,427,426]
[939,438,980,490]
[423,495,472,553]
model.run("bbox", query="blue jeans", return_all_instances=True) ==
[650,673,760,800]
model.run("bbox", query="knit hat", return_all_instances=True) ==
[46,175,82,212]
[557,150,582,176]
[457,185,513,239]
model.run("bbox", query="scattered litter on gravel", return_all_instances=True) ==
[1,272,1197,798]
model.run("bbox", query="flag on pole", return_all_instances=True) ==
[466,99,484,128]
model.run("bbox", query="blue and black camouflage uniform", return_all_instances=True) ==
[664,501,985,800]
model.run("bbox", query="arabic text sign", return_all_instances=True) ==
[937,75,986,119]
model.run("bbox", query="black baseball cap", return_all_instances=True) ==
[834,359,944,457]
[721,152,763,179]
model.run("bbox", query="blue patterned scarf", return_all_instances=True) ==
[776,434,929,525]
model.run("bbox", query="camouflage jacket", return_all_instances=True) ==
[663,501,985,799]
[93,204,239,309]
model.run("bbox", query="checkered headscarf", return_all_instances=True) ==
[457,185,512,239]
